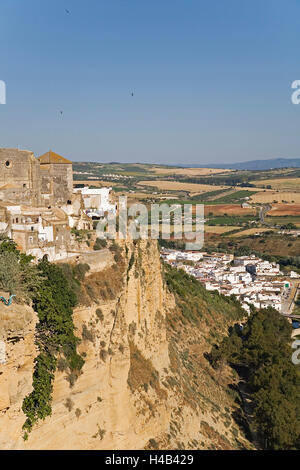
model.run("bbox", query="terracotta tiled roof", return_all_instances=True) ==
[38,150,72,164]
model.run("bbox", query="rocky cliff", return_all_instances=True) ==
[0,241,252,450]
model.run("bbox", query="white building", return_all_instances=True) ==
[74,186,116,217]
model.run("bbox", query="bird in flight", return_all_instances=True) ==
[131,92,134,97]
[65,9,70,14]
[60,111,63,116]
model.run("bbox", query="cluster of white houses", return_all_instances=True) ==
[161,250,299,315]
[0,149,115,261]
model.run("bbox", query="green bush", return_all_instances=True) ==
[22,259,85,436]
[96,308,104,321]
[22,352,57,433]
[0,241,43,303]
[211,308,300,450]
[93,238,107,250]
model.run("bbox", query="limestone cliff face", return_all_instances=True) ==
[0,304,37,446]
[0,241,252,450]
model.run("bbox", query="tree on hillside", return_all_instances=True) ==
[0,241,42,303]
[211,308,300,450]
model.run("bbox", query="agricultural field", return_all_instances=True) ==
[206,189,258,204]
[137,180,229,193]
[204,225,241,234]
[250,191,300,204]
[74,180,118,187]
[267,204,300,216]
[149,167,233,176]
[265,217,300,227]
[231,228,275,237]
[206,215,257,226]
[251,177,300,190]
[72,161,300,254]
[203,204,256,216]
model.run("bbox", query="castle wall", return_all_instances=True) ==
[40,163,73,206]
[0,149,41,205]
[0,149,73,207]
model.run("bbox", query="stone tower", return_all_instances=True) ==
[38,150,73,206]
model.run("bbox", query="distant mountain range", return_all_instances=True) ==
[182,158,300,171]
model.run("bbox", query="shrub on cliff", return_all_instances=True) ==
[93,238,107,250]
[33,259,84,369]
[0,244,42,303]
[22,352,57,434]
[22,259,85,437]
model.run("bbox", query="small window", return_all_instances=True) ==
[5,160,11,168]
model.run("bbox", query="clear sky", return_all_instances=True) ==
[0,0,300,164]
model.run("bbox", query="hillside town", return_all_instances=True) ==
[0,148,115,261]
[160,248,299,316]
[0,148,298,321]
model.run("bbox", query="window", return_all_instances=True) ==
[5,160,11,168]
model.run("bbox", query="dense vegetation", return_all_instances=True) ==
[207,215,257,226]
[0,239,86,438]
[22,259,85,438]
[164,263,245,325]
[207,190,257,204]
[0,238,43,302]
[211,308,300,449]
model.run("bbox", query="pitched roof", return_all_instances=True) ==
[38,150,72,164]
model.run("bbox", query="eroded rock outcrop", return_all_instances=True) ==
[0,241,252,450]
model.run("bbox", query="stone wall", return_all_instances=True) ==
[40,163,73,206]
[0,149,41,205]
[0,148,73,207]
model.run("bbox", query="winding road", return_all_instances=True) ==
[259,204,272,225]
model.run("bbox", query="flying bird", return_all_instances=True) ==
[131,92,134,97]
[65,9,70,14]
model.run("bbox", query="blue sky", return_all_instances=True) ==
[0,0,300,164]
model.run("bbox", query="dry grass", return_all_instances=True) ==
[203,204,256,216]
[127,341,167,399]
[250,191,300,204]
[250,178,300,190]
[79,254,125,306]
[204,226,240,234]
[138,180,229,193]
[229,233,300,257]
[149,167,233,176]
[268,204,300,216]
[118,191,178,200]
[231,228,274,237]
